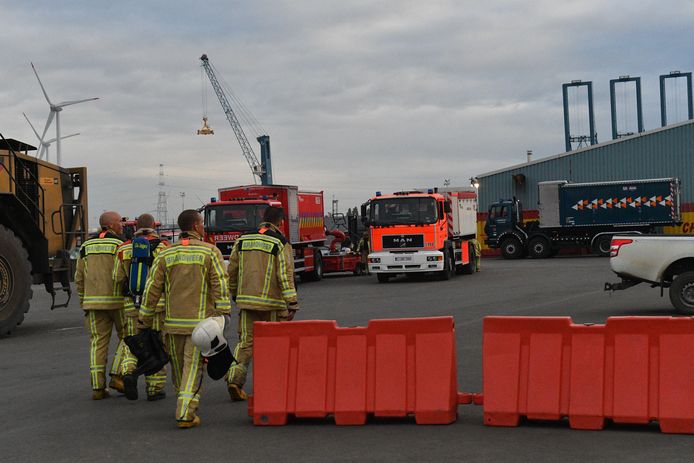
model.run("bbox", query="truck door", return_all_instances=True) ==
[485,204,510,238]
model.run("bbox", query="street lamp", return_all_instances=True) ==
[470,177,480,189]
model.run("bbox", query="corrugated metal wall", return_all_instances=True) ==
[477,120,694,212]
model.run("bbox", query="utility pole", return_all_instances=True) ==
[156,164,168,226]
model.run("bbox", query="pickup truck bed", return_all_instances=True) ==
[606,235,694,314]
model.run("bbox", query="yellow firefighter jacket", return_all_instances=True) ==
[228,222,298,311]
[75,231,124,310]
[113,231,169,317]
[139,231,231,334]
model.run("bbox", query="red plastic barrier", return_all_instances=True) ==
[483,316,694,434]
[251,316,458,425]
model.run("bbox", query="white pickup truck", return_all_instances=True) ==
[605,235,694,314]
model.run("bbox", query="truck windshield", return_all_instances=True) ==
[370,197,438,226]
[205,204,268,232]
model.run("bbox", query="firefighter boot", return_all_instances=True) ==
[228,384,247,401]
[109,375,125,393]
[177,415,201,429]
[123,374,139,401]
[147,391,166,402]
[92,389,110,400]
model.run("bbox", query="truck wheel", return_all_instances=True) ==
[439,250,454,281]
[669,271,694,314]
[528,237,552,259]
[457,243,476,275]
[377,273,390,283]
[0,225,32,337]
[500,237,524,259]
[592,235,612,257]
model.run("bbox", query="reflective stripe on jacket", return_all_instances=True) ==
[228,222,297,311]
[74,231,124,310]
[139,232,231,334]
[114,232,169,317]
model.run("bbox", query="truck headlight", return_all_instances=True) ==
[427,256,443,261]
[369,257,381,263]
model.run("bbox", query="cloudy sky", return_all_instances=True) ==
[1,0,693,226]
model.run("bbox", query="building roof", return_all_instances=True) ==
[0,138,37,152]
[477,119,694,178]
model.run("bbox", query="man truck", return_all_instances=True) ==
[0,134,87,336]
[203,184,327,281]
[362,188,479,283]
[485,178,681,259]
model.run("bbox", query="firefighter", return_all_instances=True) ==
[471,238,482,272]
[139,210,230,428]
[75,211,126,400]
[114,213,169,401]
[226,206,298,401]
[357,231,370,275]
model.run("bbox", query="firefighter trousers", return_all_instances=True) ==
[227,309,287,388]
[166,333,204,422]
[121,316,167,396]
[84,309,125,390]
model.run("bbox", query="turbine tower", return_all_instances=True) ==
[23,113,79,162]
[30,62,99,166]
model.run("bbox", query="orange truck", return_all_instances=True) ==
[203,184,327,281]
[362,188,478,283]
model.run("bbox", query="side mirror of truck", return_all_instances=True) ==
[360,203,369,225]
[443,202,452,214]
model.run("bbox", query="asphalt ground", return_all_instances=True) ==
[2,256,692,462]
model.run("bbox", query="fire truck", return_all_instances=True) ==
[203,184,326,281]
[362,188,478,283]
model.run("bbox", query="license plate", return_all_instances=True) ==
[394,256,412,262]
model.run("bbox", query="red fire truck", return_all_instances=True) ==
[363,188,479,283]
[204,184,327,280]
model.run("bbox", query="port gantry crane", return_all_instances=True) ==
[199,54,273,185]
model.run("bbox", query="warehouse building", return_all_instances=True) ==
[474,119,694,245]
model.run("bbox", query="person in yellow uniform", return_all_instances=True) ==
[75,211,126,399]
[114,213,169,401]
[226,206,298,401]
[139,210,230,428]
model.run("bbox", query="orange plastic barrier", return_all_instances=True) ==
[250,316,459,425]
[483,316,694,434]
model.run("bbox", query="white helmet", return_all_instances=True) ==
[192,315,234,380]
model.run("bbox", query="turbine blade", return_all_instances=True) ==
[31,62,52,105]
[56,97,99,107]
[23,112,42,140]
[60,133,80,140]
[39,111,55,144]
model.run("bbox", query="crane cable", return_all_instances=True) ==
[200,66,208,118]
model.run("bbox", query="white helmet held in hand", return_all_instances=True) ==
[192,315,234,380]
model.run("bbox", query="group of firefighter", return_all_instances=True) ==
[75,206,298,429]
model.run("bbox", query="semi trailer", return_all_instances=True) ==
[485,178,681,259]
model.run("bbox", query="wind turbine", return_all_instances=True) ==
[31,62,98,166]
[23,112,79,162]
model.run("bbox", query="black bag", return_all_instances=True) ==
[124,328,169,377]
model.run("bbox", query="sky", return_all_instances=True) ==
[1,0,693,227]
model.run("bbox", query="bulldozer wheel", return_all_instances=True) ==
[0,225,32,337]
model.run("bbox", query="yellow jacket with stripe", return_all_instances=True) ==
[75,231,124,310]
[139,232,231,334]
[113,231,169,318]
[227,222,298,311]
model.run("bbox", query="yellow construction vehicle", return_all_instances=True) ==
[0,133,87,336]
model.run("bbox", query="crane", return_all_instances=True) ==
[199,54,273,185]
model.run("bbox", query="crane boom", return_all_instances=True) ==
[200,54,272,185]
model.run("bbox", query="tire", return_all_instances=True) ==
[528,236,552,259]
[439,249,454,281]
[377,273,390,283]
[457,243,476,275]
[500,237,524,259]
[301,250,323,282]
[0,225,32,337]
[592,235,612,257]
[669,271,694,315]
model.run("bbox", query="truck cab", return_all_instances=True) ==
[204,199,279,256]
[484,199,527,258]
[364,189,477,282]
